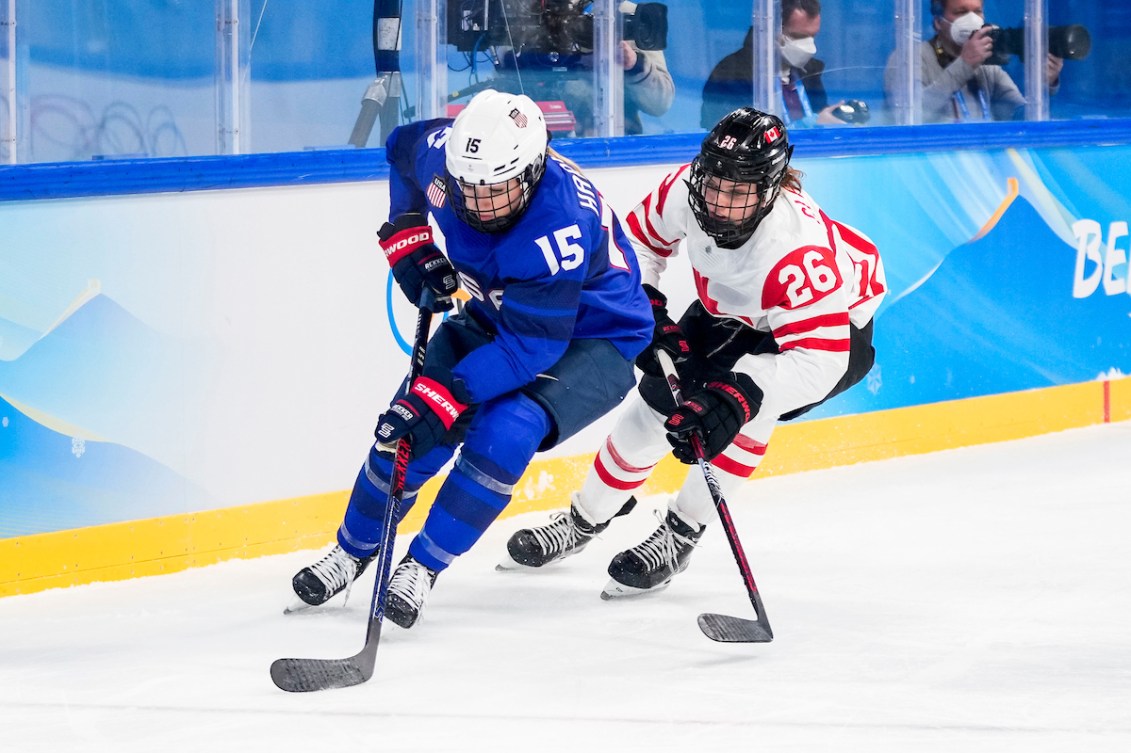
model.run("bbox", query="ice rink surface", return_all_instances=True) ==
[2,421,1130,752]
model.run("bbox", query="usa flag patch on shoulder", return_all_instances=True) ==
[427,176,447,208]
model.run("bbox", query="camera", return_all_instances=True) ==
[830,99,870,125]
[982,23,1092,66]
[448,0,668,55]
[622,3,667,51]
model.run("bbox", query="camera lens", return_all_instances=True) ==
[831,99,870,125]
[1049,24,1091,60]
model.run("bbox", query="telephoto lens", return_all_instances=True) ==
[983,23,1091,64]
[1049,24,1091,60]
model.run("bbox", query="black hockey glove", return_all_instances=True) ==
[664,374,763,463]
[635,284,690,378]
[375,376,472,460]
[378,213,458,313]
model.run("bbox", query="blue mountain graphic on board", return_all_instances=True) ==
[0,392,204,537]
[0,294,210,536]
[0,293,194,451]
[863,194,1130,412]
[0,314,40,362]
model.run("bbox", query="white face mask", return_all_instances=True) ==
[948,13,985,46]
[779,35,816,69]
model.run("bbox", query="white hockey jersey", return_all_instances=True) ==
[624,164,887,419]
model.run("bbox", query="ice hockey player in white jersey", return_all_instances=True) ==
[501,107,887,596]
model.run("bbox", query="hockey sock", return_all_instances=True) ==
[578,395,670,523]
[409,393,550,572]
[338,441,457,558]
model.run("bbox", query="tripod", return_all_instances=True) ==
[349,0,403,148]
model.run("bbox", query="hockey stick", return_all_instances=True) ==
[270,299,436,692]
[657,350,774,644]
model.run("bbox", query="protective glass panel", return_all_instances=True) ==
[3,1,1131,165]
[441,0,674,138]
[1045,0,1121,120]
[881,0,1118,124]
[688,1,892,132]
[16,1,220,162]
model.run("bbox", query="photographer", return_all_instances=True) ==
[884,0,1063,123]
[700,1,863,130]
[487,1,674,136]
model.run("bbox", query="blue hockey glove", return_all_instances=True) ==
[378,213,458,313]
[635,284,690,378]
[375,376,471,459]
[665,374,763,463]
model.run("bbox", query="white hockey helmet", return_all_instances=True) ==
[445,89,548,233]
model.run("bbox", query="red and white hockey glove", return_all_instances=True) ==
[378,213,458,313]
[375,376,471,459]
[635,284,691,378]
[664,374,763,463]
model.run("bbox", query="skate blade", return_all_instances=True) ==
[599,578,671,600]
[283,592,340,614]
[495,550,548,572]
[283,597,315,615]
[494,556,530,572]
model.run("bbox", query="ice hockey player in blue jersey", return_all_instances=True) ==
[290,89,653,628]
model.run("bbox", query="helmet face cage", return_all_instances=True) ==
[688,160,779,247]
[688,108,793,247]
[446,157,545,233]
[444,90,549,234]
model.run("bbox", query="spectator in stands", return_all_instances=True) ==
[883,0,1062,123]
[701,0,848,129]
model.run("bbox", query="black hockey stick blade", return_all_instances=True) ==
[270,438,406,692]
[270,626,381,692]
[698,613,774,643]
[656,350,776,645]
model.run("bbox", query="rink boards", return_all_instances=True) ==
[3,132,1131,596]
[3,377,1128,597]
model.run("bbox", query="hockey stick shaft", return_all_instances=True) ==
[657,350,773,642]
[270,300,434,692]
[366,299,433,627]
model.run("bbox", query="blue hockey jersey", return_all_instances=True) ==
[385,119,652,404]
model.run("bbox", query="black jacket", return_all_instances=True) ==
[700,27,828,129]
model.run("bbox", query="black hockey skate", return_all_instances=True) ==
[602,509,705,599]
[386,553,439,629]
[500,502,608,571]
[290,544,374,609]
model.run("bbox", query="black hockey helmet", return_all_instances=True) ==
[688,108,794,247]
